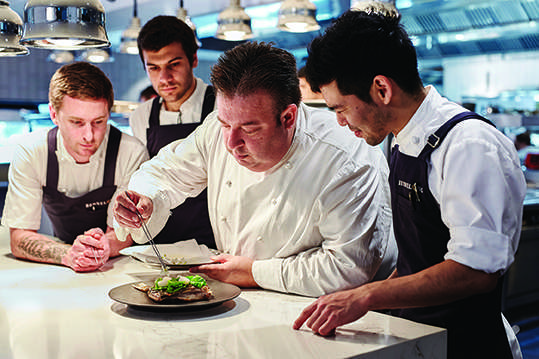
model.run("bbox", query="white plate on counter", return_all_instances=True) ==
[119,239,217,269]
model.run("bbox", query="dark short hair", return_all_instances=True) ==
[49,62,114,112]
[210,42,302,115]
[516,132,531,146]
[137,15,198,65]
[306,9,423,103]
[297,66,307,79]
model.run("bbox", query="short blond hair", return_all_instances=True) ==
[49,62,114,112]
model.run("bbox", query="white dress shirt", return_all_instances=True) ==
[129,78,213,146]
[116,104,397,297]
[1,125,149,232]
[394,86,526,359]
[394,86,525,274]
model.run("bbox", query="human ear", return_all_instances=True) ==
[49,103,59,125]
[191,52,199,69]
[371,75,392,106]
[280,104,297,129]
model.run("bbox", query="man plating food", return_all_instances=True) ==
[114,42,397,297]
[2,62,148,272]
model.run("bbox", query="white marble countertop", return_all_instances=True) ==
[0,225,446,359]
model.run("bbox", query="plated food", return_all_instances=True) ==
[132,274,213,303]
[109,276,241,310]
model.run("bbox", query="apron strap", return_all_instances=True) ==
[149,96,161,127]
[46,127,60,189]
[418,111,494,160]
[103,126,122,187]
[201,85,215,121]
[46,126,121,188]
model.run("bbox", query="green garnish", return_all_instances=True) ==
[186,275,206,288]
[153,275,207,293]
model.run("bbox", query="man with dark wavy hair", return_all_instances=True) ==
[294,5,524,359]
[114,42,396,298]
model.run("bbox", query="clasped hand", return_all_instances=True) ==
[62,228,110,272]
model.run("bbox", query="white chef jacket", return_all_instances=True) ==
[1,125,149,232]
[116,103,397,297]
[129,78,213,146]
[394,85,525,359]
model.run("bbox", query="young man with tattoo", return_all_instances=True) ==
[1,62,149,272]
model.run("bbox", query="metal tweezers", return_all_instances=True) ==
[126,192,169,275]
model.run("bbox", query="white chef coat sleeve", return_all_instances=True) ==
[1,137,45,230]
[114,126,209,243]
[252,159,393,297]
[106,133,149,230]
[437,124,526,273]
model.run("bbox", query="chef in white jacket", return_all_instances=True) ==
[114,42,397,297]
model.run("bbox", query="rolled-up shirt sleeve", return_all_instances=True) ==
[435,125,526,274]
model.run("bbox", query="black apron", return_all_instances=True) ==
[389,111,513,359]
[42,126,121,245]
[146,86,216,247]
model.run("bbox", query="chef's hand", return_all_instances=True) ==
[190,254,258,288]
[113,190,153,229]
[293,287,369,336]
[61,227,110,272]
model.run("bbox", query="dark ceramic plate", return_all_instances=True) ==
[108,279,241,310]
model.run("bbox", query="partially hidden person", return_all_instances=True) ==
[129,15,216,248]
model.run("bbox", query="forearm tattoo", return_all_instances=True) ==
[18,235,70,264]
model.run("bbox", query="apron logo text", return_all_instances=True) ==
[85,199,111,211]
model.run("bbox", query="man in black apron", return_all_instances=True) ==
[293,7,525,358]
[130,15,215,248]
[3,62,148,272]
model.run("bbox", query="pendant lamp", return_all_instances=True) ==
[0,0,28,56]
[47,50,74,63]
[79,47,112,63]
[278,0,320,33]
[20,0,110,50]
[177,0,201,47]
[119,0,140,54]
[216,0,253,41]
